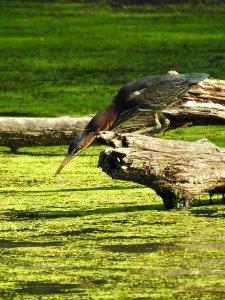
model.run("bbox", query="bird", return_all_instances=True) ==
[56,72,208,174]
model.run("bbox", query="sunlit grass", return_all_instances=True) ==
[165,125,225,148]
[0,1,225,117]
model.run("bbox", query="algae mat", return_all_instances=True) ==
[0,145,225,299]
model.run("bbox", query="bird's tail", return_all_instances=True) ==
[181,73,209,85]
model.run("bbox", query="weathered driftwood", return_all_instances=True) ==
[0,117,91,151]
[0,77,225,150]
[98,134,225,209]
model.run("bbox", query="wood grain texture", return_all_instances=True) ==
[99,134,225,209]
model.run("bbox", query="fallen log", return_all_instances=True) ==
[0,76,225,150]
[0,117,91,151]
[98,134,225,209]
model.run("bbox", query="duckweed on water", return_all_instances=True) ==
[1,145,225,299]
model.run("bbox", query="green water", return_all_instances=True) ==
[0,145,225,299]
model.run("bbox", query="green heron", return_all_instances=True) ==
[56,72,208,174]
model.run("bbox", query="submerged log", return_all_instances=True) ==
[0,76,225,150]
[98,134,225,209]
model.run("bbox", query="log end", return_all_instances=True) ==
[99,134,225,210]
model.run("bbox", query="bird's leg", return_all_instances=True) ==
[158,112,170,129]
[132,112,162,135]
[156,113,171,137]
[153,112,162,130]
[132,113,171,136]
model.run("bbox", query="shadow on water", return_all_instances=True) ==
[103,242,182,253]
[0,239,63,248]
[41,228,173,240]
[42,227,117,237]
[103,242,225,253]
[0,185,145,194]
[191,208,225,218]
[127,267,224,277]
[16,280,107,295]
[5,203,162,220]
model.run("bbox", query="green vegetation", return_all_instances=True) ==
[1,1,225,299]
[0,1,225,117]
[165,125,225,148]
[1,145,225,299]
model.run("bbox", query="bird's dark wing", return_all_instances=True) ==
[111,73,208,129]
[137,77,189,111]
[115,73,207,111]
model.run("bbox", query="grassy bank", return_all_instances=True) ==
[0,1,225,117]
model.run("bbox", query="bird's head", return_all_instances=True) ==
[55,105,116,175]
[55,125,99,174]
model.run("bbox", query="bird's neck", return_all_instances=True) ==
[87,104,116,132]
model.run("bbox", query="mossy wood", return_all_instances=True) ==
[99,134,225,209]
[0,77,225,150]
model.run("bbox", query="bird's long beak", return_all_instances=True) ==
[55,127,97,175]
[55,149,82,175]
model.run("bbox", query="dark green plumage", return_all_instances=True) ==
[112,73,208,129]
